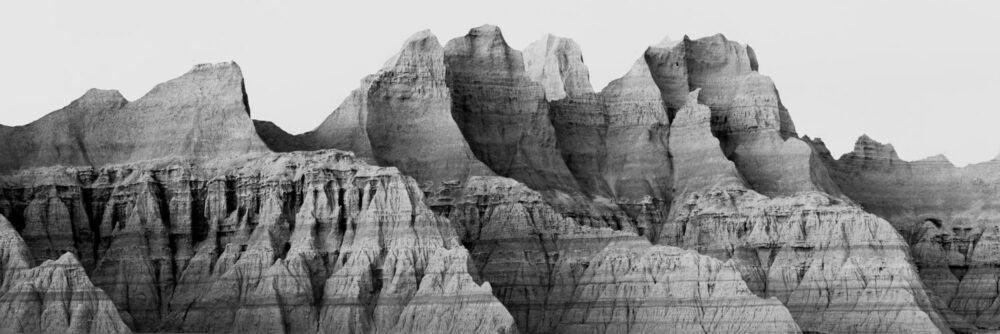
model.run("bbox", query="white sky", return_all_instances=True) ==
[2,0,998,166]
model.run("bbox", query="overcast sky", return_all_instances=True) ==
[2,1,998,165]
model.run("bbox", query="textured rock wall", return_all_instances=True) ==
[0,62,269,174]
[365,30,494,190]
[0,214,131,333]
[817,135,1000,330]
[644,35,842,198]
[447,176,801,334]
[443,25,583,196]
[0,151,518,334]
[659,92,951,333]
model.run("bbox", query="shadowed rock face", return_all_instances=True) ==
[0,215,131,333]
[0,62,269,174]
[815,135,1000,330]
[442,25,583,197]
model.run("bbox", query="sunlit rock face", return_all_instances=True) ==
[0,62,269,174]
[814,134,1000,330]
[644,35,842,199]
[657,91,951,334]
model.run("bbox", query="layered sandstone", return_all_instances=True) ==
[0,215,131,333]
[443,25,583,196]
[448,175,801,334]
[818,135,1000,329]
[1,151,518,334]
[0,62,269,174]
[645,35,842,198]
[658,92,951,333]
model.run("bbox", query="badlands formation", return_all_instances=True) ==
[0,25,993,333]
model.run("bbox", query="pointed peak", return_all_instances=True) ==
[54,252,83,267]
[397,29,443,57]
[71,88,128,108]
[654,35,678,48]
[0,214,16,233]
[190,61,241,73]
[687,88,702,103]
[404,29,439,45]
[849,134,901,161]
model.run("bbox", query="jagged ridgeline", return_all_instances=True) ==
[0,25,996,334]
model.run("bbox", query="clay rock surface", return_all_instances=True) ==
[447,175,801,334]
[0,151,518,334]
[0,214,131,333]
[658,92,951,333]
[442,25,583,196]
[365,30,494,189]
[0,62,269,174]
[816,135,1000,330]
[644,35,842,198]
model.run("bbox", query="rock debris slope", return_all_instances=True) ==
[0,214,131,333]
[815,135,1000,330]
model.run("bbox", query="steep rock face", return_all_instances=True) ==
[365,30,494,190]
[443,25,582,196]
[0,62,269,174]
[0,89,128,172]
[645,35,841,198]
[658,93,950,333]
[818,135,1000,329]
[0,215,131,333]
[523,34,595,101]
[521,35,675,236]
[448,175,800,334]
[0,151,517,334]
[523,35,611,198]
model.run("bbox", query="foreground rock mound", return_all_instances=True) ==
[0,62,269,173]
[0,151,517,333]
[0,215,130,333]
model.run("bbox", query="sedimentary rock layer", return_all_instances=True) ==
[0,62,269,173]
[817,135,1000,330]
[0,215,131,333]
[0,151,518,334]
[443,25,583,196]
[657,92,951,333]
[448,175,801,334]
